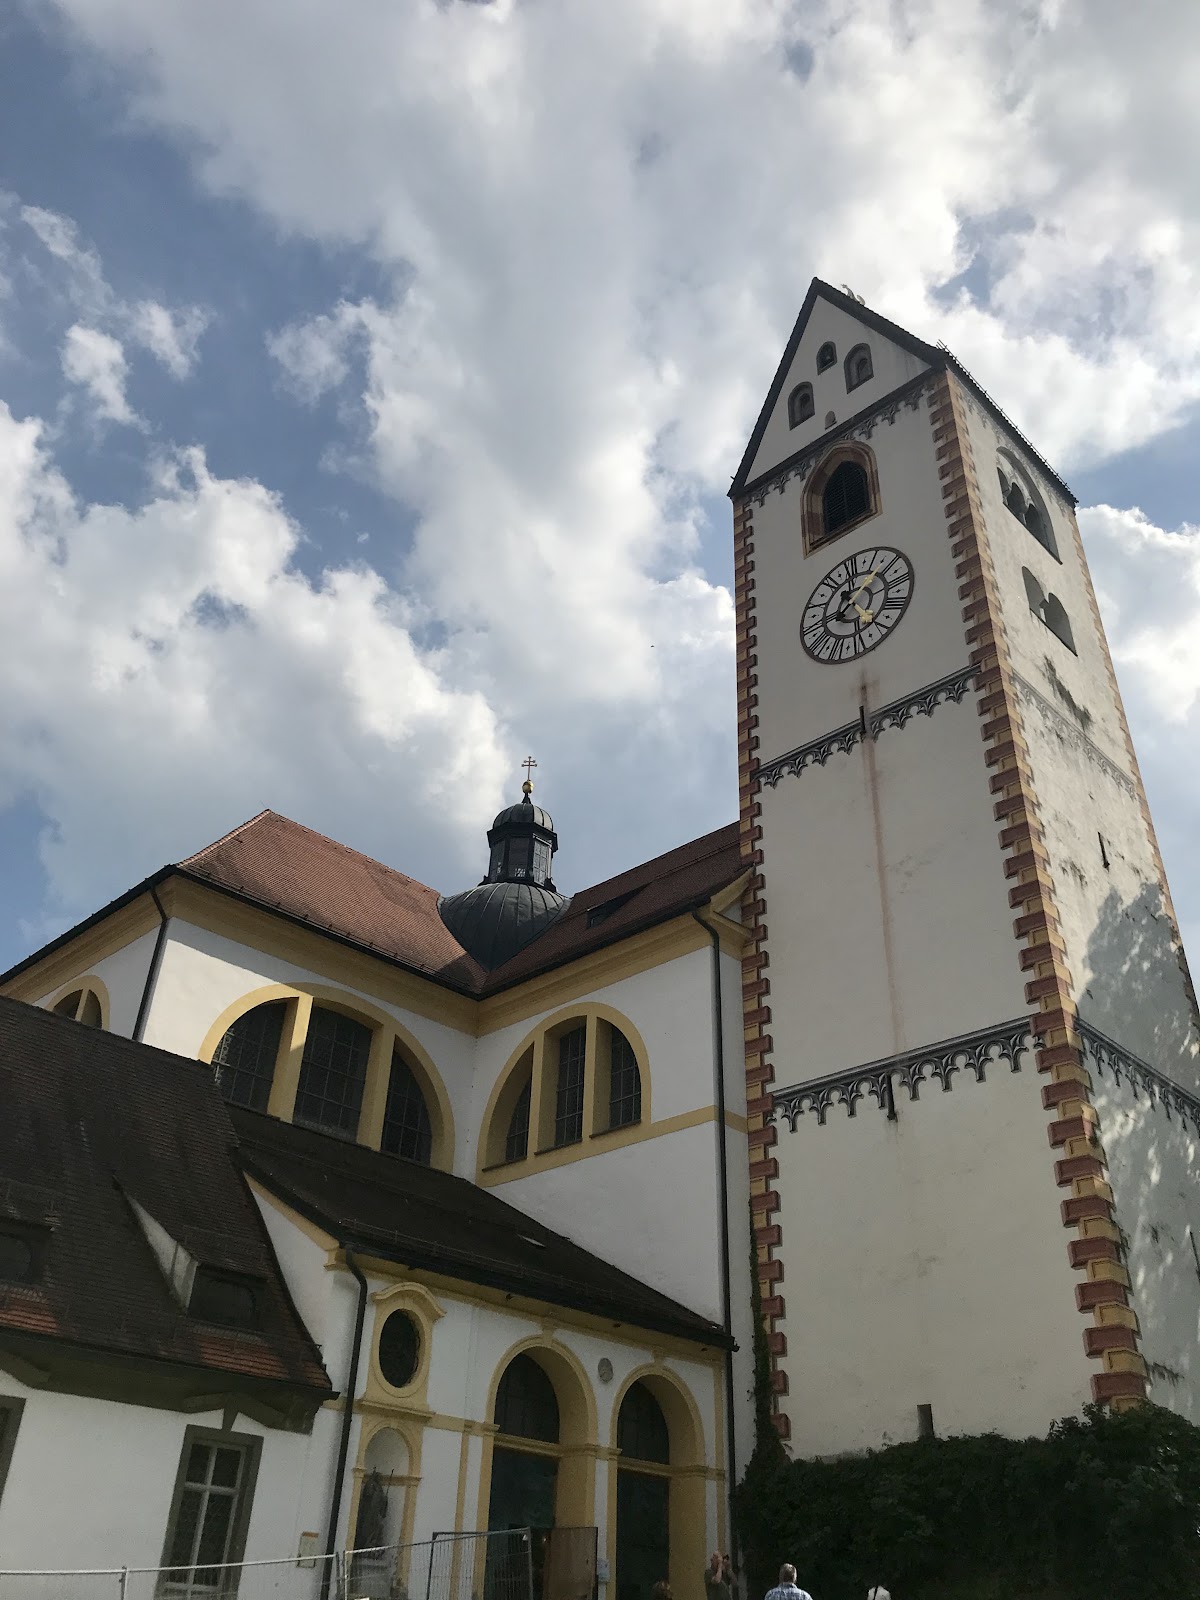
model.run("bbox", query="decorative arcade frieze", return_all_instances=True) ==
[772,1016,1033,1129]
[757,664,976,788]
[1009,673,1136,799]
[1078,1020,1200,1134]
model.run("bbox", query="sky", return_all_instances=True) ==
[0,0,1198,975]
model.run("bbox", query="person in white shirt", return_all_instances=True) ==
[763,1562,813,1600]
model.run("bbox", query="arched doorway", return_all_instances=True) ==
[487,1348,597,1600]
[615,1382,671,1600]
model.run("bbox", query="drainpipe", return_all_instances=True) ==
[132,886,170,1042]
[694,913,739,1564]
[321,1249,369,1600]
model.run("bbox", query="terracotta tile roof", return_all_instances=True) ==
[0,996,331,1401]
[176,811,743,997]
[232,1107,730,1349]
[180,810,486,990]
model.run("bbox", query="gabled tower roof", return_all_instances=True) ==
[729,277,1075,506]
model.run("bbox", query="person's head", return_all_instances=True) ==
[721,1555,733,1576]
[710,1553,722,1574]
[652,1583,672,1600]
[867,1588,891,1600]
[779,1566,797,1587]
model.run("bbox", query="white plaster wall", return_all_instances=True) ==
[752,396,967,767]
[249,1197,727,1552]
[746,298,930,487]
[959,400,1200,1090]
[35,927,160,1038]
[0,1380,337,1579]
[473,946,748,1325]
[762,704,1028,1087]
[1094,1076,1200,1421]
[773,1061,1090,1454]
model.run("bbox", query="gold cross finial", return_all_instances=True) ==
[521,755,537,796]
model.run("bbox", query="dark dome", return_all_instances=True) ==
[491,800,554,832]
[439,881,570,971]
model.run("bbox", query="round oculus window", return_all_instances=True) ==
[378,1310,421,1389]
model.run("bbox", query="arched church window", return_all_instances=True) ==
[816,341,837,372]
[381,1048,433,1164]
[609,1027,642,1130]
[1000,453,1059,560]
[788,383,814,428]
[211,1000,287,1112]
[1043,594,1076,654]
[495,1353,560,1442]
[844,344,873,391]
[505,1077,532,1164]
[554,1024,587,1147]
[1022,566,1047,617]
[294,1005,371,1138]
[823,461,870,536]
[617,1381,670,1464]
[51,986,103,1027]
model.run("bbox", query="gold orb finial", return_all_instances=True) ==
[520,754,537,797]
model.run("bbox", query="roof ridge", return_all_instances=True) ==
[179,808,275,866]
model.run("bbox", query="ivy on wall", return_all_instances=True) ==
[736,1400,1200,1600]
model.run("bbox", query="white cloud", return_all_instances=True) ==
[267,302,365,403]
[60,323,140,426]
[20,202,208,379]
[3,0,1199,941]
[0,399,509,915]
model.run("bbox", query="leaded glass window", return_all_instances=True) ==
[617,1381,670,1464]
[505,1078,532,1164]
[494,1353,560,1442]
[608,1028,641,1130]
[554,1026,586,1147]
[293,1006,370,1138]
[822,461,870,536]
[381,1049,433,1164]
[211,1001,286,1113]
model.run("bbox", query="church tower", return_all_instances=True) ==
[732,281,1200,1455]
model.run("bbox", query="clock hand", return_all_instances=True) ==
[853,601,874,622]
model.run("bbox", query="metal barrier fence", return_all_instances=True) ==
[0,1529,534,1600]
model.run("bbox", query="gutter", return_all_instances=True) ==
[132,886,170,1042]
[694,912,740,1560]
[320,1249,369,1599]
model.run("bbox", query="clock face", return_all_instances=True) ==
[800,547,914,664]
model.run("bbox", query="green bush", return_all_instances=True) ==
[735,1402,1200,1600]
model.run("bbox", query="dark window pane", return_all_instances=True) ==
[381,1050,433,1164]
[210,1447,243,1492]
[168,1486,205,1567]
[195,1490,235,1566]
[822,462,870,536]
[617,1381,670,1464]
[189,1268,259,1329]
[608,1030,642,1130]
[505,1079,531,1164]
[554,1026,586,1147]
[185,1442,211,1486]
[0,1231,37,1284]
[494,1353,560,1442]
[294,1007,371,1137]
[845,345,873,389]
[78,991,102,1028]
[532,840,551,882]
[378,1311,421,1388]
[211,1001,286,1113]
[52,991,82,1018]
[817,341,836,371]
